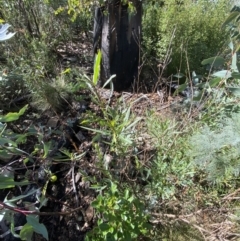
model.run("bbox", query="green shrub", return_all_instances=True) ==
[0,0,92,112]
[188,112,240,185]
[0,106,50,240]
[142,0,230,76]
[86,182,150,241]
[144,112,194,200]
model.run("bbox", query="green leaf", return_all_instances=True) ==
[173,83,187,96]
[0,137,17,146]
[26,215,49,240]
[80,126,109,135]
[0,150,14,161]
[6,188,39,202]
[0,105,28,122]
[110,182,118,194]
[128,195,134,203]
[212,70,231,79]
[14,133,28,144]
[0,176,29,189]
[93,50,102,86]
[227,87,240,97]
[222,12,240,27]
[124,189,129,199]
[10,219,20,238]
[20,223,34,241]
[90,184,107,191]
[209,77,222,87]
[43,141,51,158]
[231,52,238,71]
[99,223,110,232]
[231,72,240,79]
[201,56,225,67]
[102,74,116,88]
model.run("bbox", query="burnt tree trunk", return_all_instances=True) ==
[93,0,142,91]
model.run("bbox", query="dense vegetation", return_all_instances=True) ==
[1,0,240,240]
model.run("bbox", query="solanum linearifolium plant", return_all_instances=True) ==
[82,51,149,240]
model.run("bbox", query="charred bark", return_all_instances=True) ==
[93,0,142,91]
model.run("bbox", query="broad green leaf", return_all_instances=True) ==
[201,56,225,67]
[26,215,49,240]
[93,50,102,86]
[0,105,28,122]
[23,158,29,164]
[109,226,114,234]
[212,70,231,79]
[20,223,34,241]
[227,87,240,97]
[0,150,14,161]
[209,77,222,87]
[232,72,240,79]
[0,137,17,146]
[222,12,240,27]
[99,223,110,232]
[0,176,29,189]
[91,199,100,208]
[173,83,187,96]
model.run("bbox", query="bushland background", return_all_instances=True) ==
[1,0,240,240]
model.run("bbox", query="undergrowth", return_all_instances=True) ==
[142,0,230,77]
[2,2,240,241]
